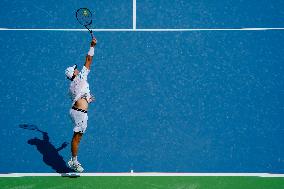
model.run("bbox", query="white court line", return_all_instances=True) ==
[0,173,284,177]
[1,28,284,32]
[133,0,136,30]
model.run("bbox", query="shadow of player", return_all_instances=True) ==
[20,124,73,173]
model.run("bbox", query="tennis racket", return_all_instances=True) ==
[76,8,94,39]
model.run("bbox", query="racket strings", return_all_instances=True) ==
[76,8,92,26]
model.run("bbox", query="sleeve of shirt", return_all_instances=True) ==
[78,66,90,80]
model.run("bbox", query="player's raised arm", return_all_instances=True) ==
[84,38,97,70]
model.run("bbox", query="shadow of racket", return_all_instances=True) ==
[19,124,43,133]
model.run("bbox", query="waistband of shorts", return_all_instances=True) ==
[72,106,88,113]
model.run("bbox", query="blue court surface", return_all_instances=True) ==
[0,0,284,175]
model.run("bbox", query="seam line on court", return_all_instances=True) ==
[133,0,136,30]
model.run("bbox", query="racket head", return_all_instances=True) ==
[76,8,93,26]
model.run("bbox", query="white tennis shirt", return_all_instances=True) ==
[69,66,91,106]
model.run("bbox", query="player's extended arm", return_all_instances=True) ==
[84,38,97,70]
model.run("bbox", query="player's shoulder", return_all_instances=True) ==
[79,66,90,77]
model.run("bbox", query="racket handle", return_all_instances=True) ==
[90,30,95,39]
[85,26,94,39]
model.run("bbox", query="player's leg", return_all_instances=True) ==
[68,109,88,172]
[68,132,84,172]
[71,132,83,158]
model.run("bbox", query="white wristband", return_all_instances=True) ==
[88,47,95,56]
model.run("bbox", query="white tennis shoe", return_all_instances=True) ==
[68,159,84,173]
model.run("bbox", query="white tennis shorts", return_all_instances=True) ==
[69,109,88,133]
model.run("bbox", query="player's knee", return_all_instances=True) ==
[73,132,82,143]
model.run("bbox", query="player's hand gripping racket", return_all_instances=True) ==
[76,8,95,39]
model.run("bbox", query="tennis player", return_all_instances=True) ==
[65,38,97,172]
